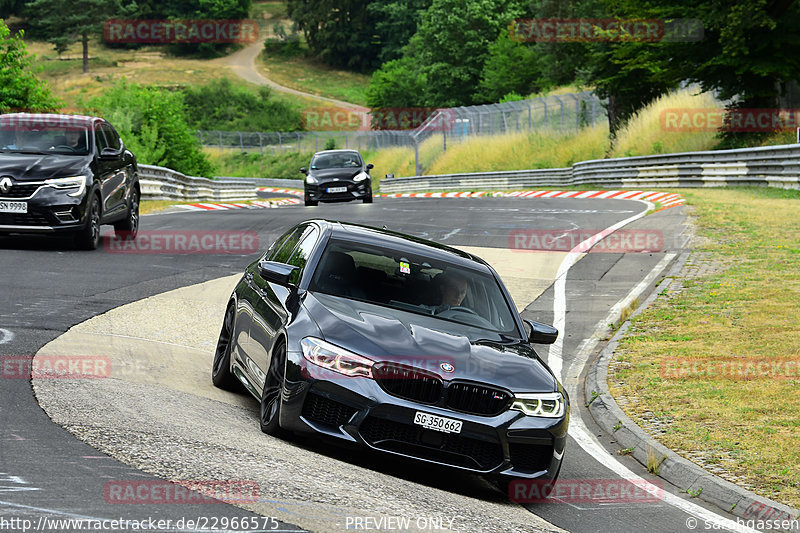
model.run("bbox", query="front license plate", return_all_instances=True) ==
[0,201,27,214]
[327,186,347,193]
[413,411,462,434]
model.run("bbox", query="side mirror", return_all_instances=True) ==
[100,147,122,159]
[523,319,559,345]
[300,167,307,174]
[258,260,299,286]
[366,163,374,171]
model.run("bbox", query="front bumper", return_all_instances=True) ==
[280,351,568,480]
[0,185,89,234]
[305,180,370,203]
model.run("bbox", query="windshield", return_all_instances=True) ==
[310,152,362,170]
[0,123,91,156]
[309,239,520,335]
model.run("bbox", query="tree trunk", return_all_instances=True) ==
[82,33,89,74]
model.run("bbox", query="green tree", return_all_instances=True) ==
[26,0,122,73]
[366,56,427,109]
[475,30,541,103]
[367,0,431,63]
[86,81,214,176]
[0,22,60,112]
[182,78,303,131]
[287,0,379,71]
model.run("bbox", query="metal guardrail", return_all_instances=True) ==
[379,144,800,193]
[138,164,258,201]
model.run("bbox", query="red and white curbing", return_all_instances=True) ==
[378,190,685,209]
[175,198,301,211]
[171,188,685,211]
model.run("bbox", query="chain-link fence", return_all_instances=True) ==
[197,91,607,174]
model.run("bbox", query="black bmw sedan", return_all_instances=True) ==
[212,220,569,486]
[0,113,139,249]
[301,149,373,206]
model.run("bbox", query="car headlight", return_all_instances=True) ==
[510,392,565,418]
[45,175,86,197]
[305,175,318,185]
[300,337,374,378]
[353,172,369,182]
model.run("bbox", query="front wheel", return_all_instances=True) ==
[260,340,287,436]
[74,195,101,250]
[362,189,373,204]
[114,188,139,239]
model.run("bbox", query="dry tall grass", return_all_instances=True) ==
[610,89,720,157]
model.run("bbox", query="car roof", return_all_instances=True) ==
[0,113,100,128]
[312,149,362,156]
[313,220,491,272]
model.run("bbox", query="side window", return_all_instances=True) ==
[94,124,109,153]
[270,226,305,263]
[102,123,121,150]
[287,226,320,285]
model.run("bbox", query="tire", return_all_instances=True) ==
[74,195,101,250]
[114,188,139,239]
[305,198,318,207]
[260,340,287,436]
[362,190,373,204]
[212,304,240,390]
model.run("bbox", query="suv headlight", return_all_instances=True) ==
[300,337,374,378]
[510,392,565,418]
[45,175,86,197]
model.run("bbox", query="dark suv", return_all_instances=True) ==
[0,113,139,249]
[301,149,373,207]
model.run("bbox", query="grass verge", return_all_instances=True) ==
[609,187,800,508]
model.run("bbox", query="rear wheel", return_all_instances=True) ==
[260,340,287,436]
[114,188,139,239]
[212,304,239,390]
[74,195,101,250]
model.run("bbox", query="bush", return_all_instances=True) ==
[0,23,60,112]
[208,150,313,180]
[183,78,303,132]
[85,80,213,177]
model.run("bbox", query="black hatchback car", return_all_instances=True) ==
[301,149,373,206]
[213,220,569,487]
[0,113,139,249]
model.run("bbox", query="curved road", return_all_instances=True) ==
[0,197,745,532]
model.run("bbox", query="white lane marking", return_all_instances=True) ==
[0,328,14,345]
[549,207,758,532]
[548,201,653,379]
[442,228,461,240]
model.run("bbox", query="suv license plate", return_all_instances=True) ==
[327,186,347,193]
[413,411,462,434]
[0,201,27,213]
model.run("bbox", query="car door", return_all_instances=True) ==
[96,122,128,220]
[250,224,321,386]
[236,225,306,388]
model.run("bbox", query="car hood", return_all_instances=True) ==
[0,153,89,181]
[303,292,557,392]
[308,168,362,181]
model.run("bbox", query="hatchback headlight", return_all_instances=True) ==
[45,175,86,197]
[305,175,318,185]
[353,172,369,182]
[300,337,374,378]
[510,392,565,418]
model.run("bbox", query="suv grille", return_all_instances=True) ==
[359,417,504,471]
[373,363,442,404]
[0,183,42,199]
[445,383,511,416]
